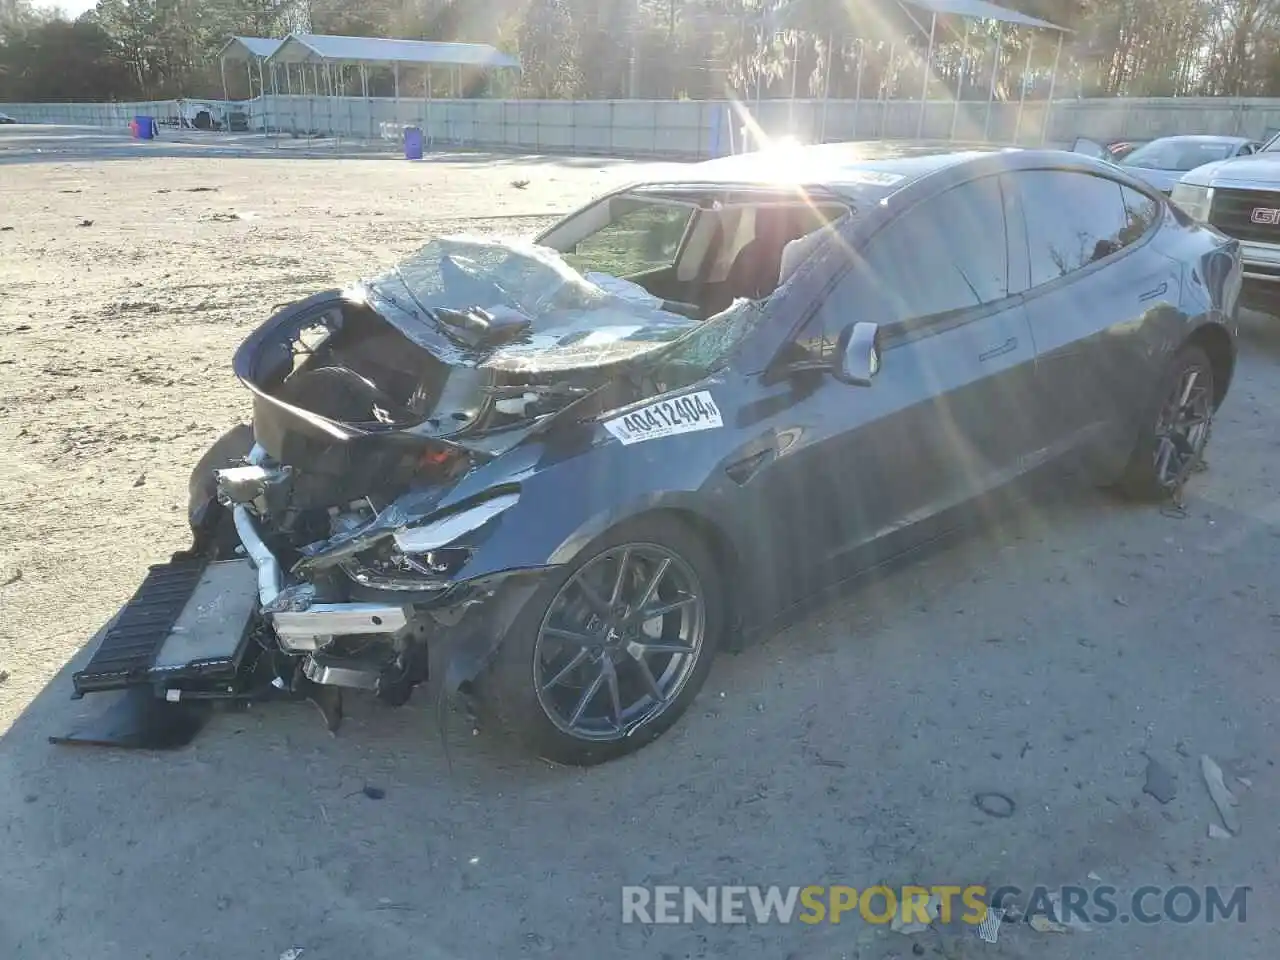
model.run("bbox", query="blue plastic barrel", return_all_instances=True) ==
[404,125,423,160]
[134,115,155,140]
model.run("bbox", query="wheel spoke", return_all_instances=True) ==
[633,640,696,655]
[632,557,671,614]
[632,653,666,702]
[603,658,623,727]
[608,548,632,608]
[1177,369,1200,408]
[640,593,697,620]
[541,648,592,691]
[568,665,608,726]
[543,626,603,647]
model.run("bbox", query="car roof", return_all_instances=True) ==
[1142,134,1252,146]
[673,141,1019,197]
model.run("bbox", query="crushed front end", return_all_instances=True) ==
[69,236,707,734]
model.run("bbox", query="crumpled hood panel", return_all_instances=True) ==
[354,235,700,373]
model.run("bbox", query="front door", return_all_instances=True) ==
[735,174,1043,609]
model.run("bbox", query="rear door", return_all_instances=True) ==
[1006,169,1181,474]
[742,174,1042,598]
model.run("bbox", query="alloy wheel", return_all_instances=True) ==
[1153,363,1212,489]
[533,543,706,742]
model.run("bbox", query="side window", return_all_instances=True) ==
[790,177,1009,360]
[1015,170,1131,287]
[858,176,1009,324]
[563,198,695,277]
[1120,185,1161,246]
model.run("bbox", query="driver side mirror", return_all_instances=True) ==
[833,322,881,386]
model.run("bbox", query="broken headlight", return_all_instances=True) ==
[341,493,519,591]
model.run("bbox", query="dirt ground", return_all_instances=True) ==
[1,126,1278,960]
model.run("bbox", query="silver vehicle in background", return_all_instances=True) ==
[1168,130,1280,314]
[1073,134,1261,194]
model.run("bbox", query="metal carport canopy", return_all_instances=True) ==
[898,0,1068,31]
[265,33,521,70]
[216,36,285,62]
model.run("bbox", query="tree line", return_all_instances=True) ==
[0,0,1277,104]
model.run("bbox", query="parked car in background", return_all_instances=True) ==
[1073,134,1262,194]
[0,111,18,124]
[70,142,1241,765]
[1170,130,1280,314]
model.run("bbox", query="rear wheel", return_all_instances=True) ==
[481,517,722,766]
[1117,345,1215,500]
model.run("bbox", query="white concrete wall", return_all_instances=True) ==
[6,95,1280,158]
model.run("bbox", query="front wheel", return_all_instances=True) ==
[480,517,723,766]
[1116,344,1215,501]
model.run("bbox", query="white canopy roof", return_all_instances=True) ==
[266,33,521,70]
[218,37,285,62]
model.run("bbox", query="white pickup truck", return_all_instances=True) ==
[1168,131,1280,314]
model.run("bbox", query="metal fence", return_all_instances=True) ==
[6,95,1280,158]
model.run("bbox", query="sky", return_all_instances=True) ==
[37,0,99,18]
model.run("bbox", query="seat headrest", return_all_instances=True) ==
[779,226,835,285]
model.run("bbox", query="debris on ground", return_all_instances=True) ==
[1236,777,1252,789]
[76,218,93,227]
[0,669,10,684]
[1086,871,1103,882]
[977,906,1004,943]
[0,225,13,231]
[1143,754,1178,804]
[279,949,304,960]
[891,894,940,935]
[2,567,21,587]
[974,791,1016,818]
[362,785,385,800]
[133,474,146,487]
[1046,893,1092,932]
[1030,914,1071,933]
[1200,754,1240,834]
[510,179,530,189]
[1208,823,1232,839]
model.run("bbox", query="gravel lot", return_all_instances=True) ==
[1,125,1278,960]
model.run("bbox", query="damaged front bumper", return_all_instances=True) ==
[230,504,409,655]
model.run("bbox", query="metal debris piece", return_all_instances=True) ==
[1200,755,1240,834]
[1208,823,1231,839]
[1143,755,1178,804]
[280,950,304,960]
[1030,914,1071,934]
[891,894,940,935]
[977,907,1004,943]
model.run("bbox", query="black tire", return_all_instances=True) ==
[479,516,723,766]
[1116,344,1215,501]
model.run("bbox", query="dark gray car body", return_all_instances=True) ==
[227,146,1241,673]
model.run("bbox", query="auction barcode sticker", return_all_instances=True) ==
[603,390,724,445]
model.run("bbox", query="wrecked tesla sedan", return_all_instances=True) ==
[71,143,1241,765]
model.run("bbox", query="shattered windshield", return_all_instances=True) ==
[356,235,760,375]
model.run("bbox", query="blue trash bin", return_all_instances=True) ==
[404,126,423,161]
[134,116,156,140]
